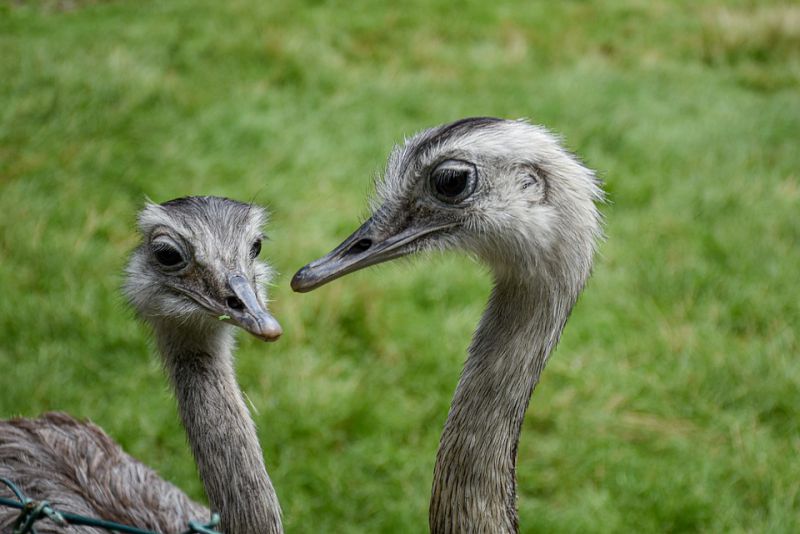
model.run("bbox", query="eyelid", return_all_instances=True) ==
[151,238,183,253]
[432,158,473,171]
[151,230,179,245]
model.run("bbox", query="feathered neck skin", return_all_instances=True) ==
[154,320,282,534]
[430,269,578,534]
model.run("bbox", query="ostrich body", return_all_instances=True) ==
[292,118,603,533]
[1,196,284,534]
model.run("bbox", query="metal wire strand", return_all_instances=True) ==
[1,477,221,534]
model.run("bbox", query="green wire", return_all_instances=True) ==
[1,478,221,534]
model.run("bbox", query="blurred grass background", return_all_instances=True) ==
[1,0,799,532]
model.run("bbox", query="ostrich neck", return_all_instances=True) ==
[430,275,573,534]
[155,324,282,534]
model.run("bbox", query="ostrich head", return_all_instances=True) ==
[292,118,603,294]
[125,196,282,342]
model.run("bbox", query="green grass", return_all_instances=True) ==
[1,0,799,532]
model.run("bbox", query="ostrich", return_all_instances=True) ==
[292,118,604,533]
[1,196,284,534]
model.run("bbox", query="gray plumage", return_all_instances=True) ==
[0,413,208,534]
[1,196,284,534]
[292,118,604,533]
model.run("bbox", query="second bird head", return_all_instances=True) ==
[125,196,282,343]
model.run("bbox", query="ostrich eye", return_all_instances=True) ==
[435,169,467,196]
[153,244,184,268]
[250,239,262,259]
[431,160,477,203]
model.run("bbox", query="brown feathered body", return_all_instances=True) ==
[0,413,208,533]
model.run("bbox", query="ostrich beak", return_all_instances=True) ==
[291,217,453,293]
[226,274,282,342]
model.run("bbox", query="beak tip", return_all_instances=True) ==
[290,267,314,293]
[261,331,282,342]
[258,316,283,342]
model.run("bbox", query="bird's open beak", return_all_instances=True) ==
[291,217,453,293]
[226,274,282,342]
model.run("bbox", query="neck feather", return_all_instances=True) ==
[429,274,575,534]
[155,322,282,534]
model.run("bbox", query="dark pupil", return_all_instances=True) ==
[435,169,468,198]
[154,246,183,266]
[250,239,262,259]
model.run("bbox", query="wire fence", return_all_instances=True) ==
[0,478,221,534]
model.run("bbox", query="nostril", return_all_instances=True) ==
[226,296,244,310]
[347,238,372,255]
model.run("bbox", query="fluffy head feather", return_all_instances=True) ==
[125,196,275,341]
[374,118,604,287]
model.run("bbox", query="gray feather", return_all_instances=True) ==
[0,412,208,533]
